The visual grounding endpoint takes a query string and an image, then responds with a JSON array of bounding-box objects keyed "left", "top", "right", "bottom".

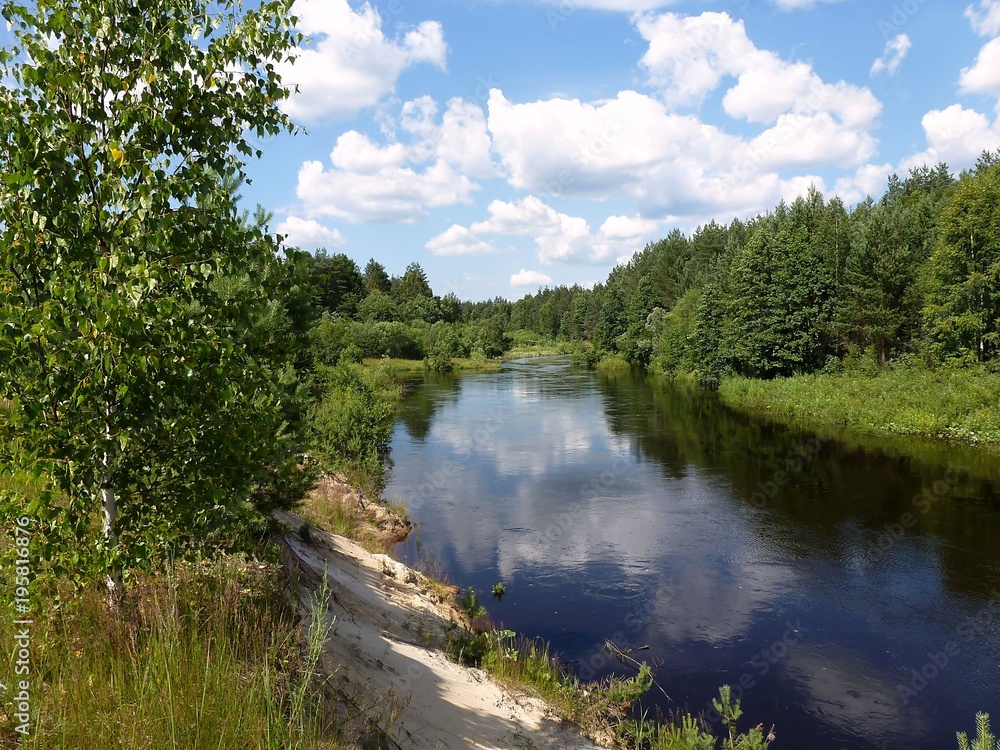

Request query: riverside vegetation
[{"left": 506, "top": 158, "right": 1000, "bottom": 446}]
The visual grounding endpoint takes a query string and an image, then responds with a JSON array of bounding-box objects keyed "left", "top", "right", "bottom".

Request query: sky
[{"left": 236, "top": 0, "right": 1000, "bottom": 301}]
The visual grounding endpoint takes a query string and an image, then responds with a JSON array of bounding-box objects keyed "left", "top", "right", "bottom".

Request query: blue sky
[{"left": 238, "top": 0, "right": 1000, "bottom": 301}]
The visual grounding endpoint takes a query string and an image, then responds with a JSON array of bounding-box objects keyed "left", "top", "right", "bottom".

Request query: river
[{"left": 382, "top": 357, "right": 1000, "bottom": 749}]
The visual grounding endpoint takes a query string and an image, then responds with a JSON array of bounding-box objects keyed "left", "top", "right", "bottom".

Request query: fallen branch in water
[{"left": 605, "top": 640, "right": 671, "bottom": 700}]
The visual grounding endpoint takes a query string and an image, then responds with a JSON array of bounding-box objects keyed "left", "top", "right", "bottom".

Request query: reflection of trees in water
[
  {"left": 593, "top": 369, "right": 1000, "bottom": 599},
  {"left": 395, "top": 373, "right": 462, "bottom": 442}
]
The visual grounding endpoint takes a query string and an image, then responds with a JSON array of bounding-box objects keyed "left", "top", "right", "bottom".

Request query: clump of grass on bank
[
  {"left": 362, "top": 356, "right": 503, "bottom": 374},
  {"left": 595, "top": 354, "right": 632, "bottom": 372},
  {"left": 447, "top": 626, "right": 652, "bottom": 737},
  {"left": 502, "top": 330, "right": 580, "bottom": 360},
  {"left": 503, "top": 345, "right": 567, "bottom": 359},
  {"left": 719, "top": 365, "right": 1000, "bottom": 446},
  {"left": 0, "top": 555, "right": 342, "bottom": 750},
  {"left": 297, "top": 474, "right": 410, "bottom": 554}
]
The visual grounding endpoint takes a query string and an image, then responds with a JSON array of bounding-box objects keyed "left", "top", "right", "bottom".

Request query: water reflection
[{"left": 384, "top": 358, "right": 1000, "bottom": 750}]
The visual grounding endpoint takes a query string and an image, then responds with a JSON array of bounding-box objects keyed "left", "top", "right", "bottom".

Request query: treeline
[
  {"left": 305, "top": 254, "right": 514, "bottom": 369},
  {"left": 510, "top": 153, "right": 1000, "bottom": 385}
]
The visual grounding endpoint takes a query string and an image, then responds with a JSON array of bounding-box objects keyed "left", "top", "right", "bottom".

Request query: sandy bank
[{"left": 275, "top": 509, "right": 602, "bottom": 750}]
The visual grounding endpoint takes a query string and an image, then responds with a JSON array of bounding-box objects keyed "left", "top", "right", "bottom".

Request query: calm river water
[{"left": 383, "top": 357, "right": 1000, "bottom": 749}]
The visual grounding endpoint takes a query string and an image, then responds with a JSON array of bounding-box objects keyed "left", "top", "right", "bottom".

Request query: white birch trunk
[
  {"left": 102, "top": 482, "right": 120, "bottom": 600},
  {"left": 102, "top": 405, "right": 122, "bottom": 603}
]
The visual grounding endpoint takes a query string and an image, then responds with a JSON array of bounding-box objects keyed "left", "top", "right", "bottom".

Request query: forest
[{"left": 506, "top": 156, "right": 1000, "bottom": 386}]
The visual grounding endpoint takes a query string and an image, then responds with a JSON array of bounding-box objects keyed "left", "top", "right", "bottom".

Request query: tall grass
[
  {"left": 0, "top": 555, "right": 341, "bottom": 750},
  {"left": 719, "top": 366, "right": 1000, "bottom": 446},
  {"left": 362, "top": 357, "right": 503, "bottom": 374},
  {"left": 595, "top": 354, "right": 632, "bottom": 372}
]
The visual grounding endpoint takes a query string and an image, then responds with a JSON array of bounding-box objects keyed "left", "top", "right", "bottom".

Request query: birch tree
[{"left": 0, "top": 0, "right": 302, "bottom": 595}]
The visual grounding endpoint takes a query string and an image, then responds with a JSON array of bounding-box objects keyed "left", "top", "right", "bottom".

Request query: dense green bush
[{"left": 306, "top": 364, "right": 400, "bottom": 491}]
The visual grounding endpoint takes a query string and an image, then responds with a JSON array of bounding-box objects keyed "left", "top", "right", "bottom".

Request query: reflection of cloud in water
[
  {"left": 493, "top": 474, "right": 799, "bottom": 646},
  {"left": 644, "top": 560, "right": 797, "bottom": 647},
  {"left": 786, "top": 646, "right": 932, "bottom": 747},
  {"left": 386, "top": 360, "right": 1000, "bottom": 750},
  {"left": 427, "top": 396, "right": 619, "bottom": 478}
]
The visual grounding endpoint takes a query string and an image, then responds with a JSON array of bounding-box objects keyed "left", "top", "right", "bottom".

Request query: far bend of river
[{"left": 382, "top": 357, "right": 1000, "bottom": 750}]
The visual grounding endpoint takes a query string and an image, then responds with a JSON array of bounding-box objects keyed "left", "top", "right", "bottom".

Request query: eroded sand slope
[{"left": 275, "top": 510, "right": 601, "bottom": 750}]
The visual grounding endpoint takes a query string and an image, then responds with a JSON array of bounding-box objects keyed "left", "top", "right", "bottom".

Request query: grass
[
  {"left": 296, "top": 474, "right": 411, "bottom": 555},
  {"left": 595, "top": 354, "right": 632, "bottom": 372},
  {"left": 445, "top": 593, "right": 773, "bottom": 749},
  {"left": 362, "top": 357, "right": 503, "bottom": 374},
  {"left": 718, "top": 365, "right": 1000, "bottom": 447},
  {"left": 503, "top": 345, "right": 566, "bottom": 359},
  {"left": 447, "top": 625, "right": 654, "bottom": 739},
  {"left": 0, "top": 554, "right": 344, "bottom": 750}
]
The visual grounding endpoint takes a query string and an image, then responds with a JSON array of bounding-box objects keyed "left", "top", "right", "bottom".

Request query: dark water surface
[{"left": 382, "top": 357, "right": 1000, "bottom": 749}]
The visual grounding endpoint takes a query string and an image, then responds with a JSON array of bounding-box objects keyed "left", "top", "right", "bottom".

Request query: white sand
[{"left": 275, "top": 510, "right": 602, "bottom": 750}]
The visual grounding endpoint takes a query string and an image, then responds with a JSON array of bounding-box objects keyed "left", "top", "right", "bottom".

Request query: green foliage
[
  {"left": 958, "top": 713, "right": 1000, "bottom": 750},
  {"left": 309, "top": 251, "right": 364, "bottom": 318},
  {"left": 923, "top": 160, "right": 1000, "bottom": 363},
  {"left": 356, "top": 289, "right": 399, "bottom": 323},
  {"left": 836, "top": 198, "right": 924, "bottom": 363},
  {"left": 650, "top": 289, "right": 701, "bottom": 376},
  {"left": 719, "top": 365, "right": 1000, "bottom": 445},
  {"left": 0, "top": 0, "right": 303, "bottom": 581},
  {"left": 622, "top": 686, "right": 772, "bottom": 750},
  {"left": 458, "top": 587, "right": 489, "bottom": 621},
  {"left": 362, "top": 258, "right": 391, "bottom": 296},
  {"left": 394, "top": 262, "right": 434, "bottom": 305},
  {"left": 596, "top": 354, "right": 631, "bottom": 372},
  {"left": 723, "top": 200, "right": 838, "bottom": 378},
  {"left": 306, "top": 364, "right": 400, "bottom": 492}
]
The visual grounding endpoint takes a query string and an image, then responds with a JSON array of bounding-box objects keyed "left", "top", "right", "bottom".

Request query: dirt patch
[
  {"left": 275, "top": 510, "right": 602, "bottom": 750},
  {"left": 298, "top": 472, "right": 412, "bottom": 553}
]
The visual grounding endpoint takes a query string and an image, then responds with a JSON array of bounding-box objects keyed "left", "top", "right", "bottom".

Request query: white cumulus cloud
[
  {"left": 967, "top": 0, "right": 1000, "bottom": 36},
  {"left": 900, "top": 104, "right": 1000, "bottom": 173},
  {"left": 296, "top": 157, "right": 476, "bottom": 223},
  {"left": 637, "top": 12, "right": 880, "bottom": 127},
  {"left": 291, "top": 96, "right": 499, "bottom": 223},
  {"left": 276, "top": 216, "right": 346, "bottom": 250},
  {"left": 279, "top": 0, "right": 447, "bottom": 123},
  {"left": 425, "top": 225, "right": 499, "bottom": 256},
  {"left": 871, "top": 34, "right": 911, "bottom": 76},
  {"left": 511, "top": 269, "right": 554, "bottom": 287},
  {"left": 960, "top": 37, "right": 1000, "bottom": 96},
  {"left": 469, "top": 197, "right": 661, "bottom": 265}
]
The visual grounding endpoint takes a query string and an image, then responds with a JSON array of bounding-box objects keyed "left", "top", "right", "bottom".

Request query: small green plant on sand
[
  {"left": 459, "top": 587, "right": 488, "bottom": 620},
  {"left": 622, "top": 685, "right": 773, "bottom": 750},
  {"left": 958, "top": 713, "right": 1000, "bottom": 750}
]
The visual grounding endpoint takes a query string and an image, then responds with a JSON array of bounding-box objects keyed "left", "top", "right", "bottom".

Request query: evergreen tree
[
  {"left": 363, "top": 258, "right": 392, "bottom": 296},
  {"left": 923, "top": 159, "right": 1000, "bottom": 362},
  {"left": 312, "top": 251, "right": 365, "bottom": 317},
  {"left": 396, "top": 261, "right": 434, "bottom": 303}
]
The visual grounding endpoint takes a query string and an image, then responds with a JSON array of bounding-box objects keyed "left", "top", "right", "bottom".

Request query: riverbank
[
  {"left": 718, "top": 367, "right": 1000, "bottom": 448},
  {"left": 363, "top": 357, "right": 503, "bottom": 374},
  {"left": 275, "top": 508, "right": 607, "bottom": 750}
]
